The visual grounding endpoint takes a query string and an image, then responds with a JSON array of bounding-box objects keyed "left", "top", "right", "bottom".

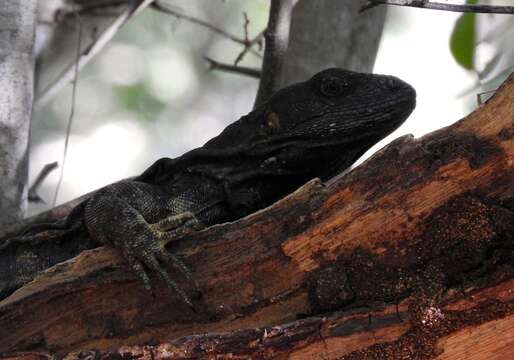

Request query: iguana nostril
[
  {"left": 388, "top": 78, "right": 399, "bottom": 88},
  {"left": 378, "top": 76, "right": 401, "bottom": 90}
]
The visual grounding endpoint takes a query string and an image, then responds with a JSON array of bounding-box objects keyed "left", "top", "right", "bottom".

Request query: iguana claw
[{"left": 84, "top": 184, "right": 205, "bottom": 307}]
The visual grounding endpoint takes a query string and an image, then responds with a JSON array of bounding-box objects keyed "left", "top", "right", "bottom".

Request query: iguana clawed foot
[
  {"left": 122, "top": 212, "right": 205, "bottom": 308},
  {"left": 84, "top": 184, "right": 206, "bottom": 308}
]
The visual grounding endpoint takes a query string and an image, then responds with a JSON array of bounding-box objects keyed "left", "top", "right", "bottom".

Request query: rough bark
[
  {"left": 0, "top": 74, "right": 512, "bottom": 359},
  {"left": 0, "top": 1, "right": 37, "bottom": 227}
]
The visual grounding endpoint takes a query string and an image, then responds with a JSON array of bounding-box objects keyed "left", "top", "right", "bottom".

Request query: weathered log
[
  {"left": 0, "top": 74, "right": 513, "bottom": 359},
  {"left": 62, "top": 279, "right": 514, "bottom": 359}
]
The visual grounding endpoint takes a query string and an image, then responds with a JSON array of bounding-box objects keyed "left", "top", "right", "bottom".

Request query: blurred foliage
[
  {"left": 29, "top": 0, "right": 269, "bottom": 210},
  {"left": 116, "top": 84, "right": 167, "bottom": 121}
]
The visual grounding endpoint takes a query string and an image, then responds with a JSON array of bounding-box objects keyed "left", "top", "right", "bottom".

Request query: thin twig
[
  {"left": 242, "top": 12, "right": 250, "bottom": 43},
  {"left": 235, "top": 29, "right": 265, "bottom": 66},
  {"left": 204, "top": 56, "right": 261, "bottom": 79},
  {"left": 253, "top": 0, "right": 294, "bottom": 108},
  {"left": 477, "top": 89, "right": 496, "bottom": 106},
  {"left": 151, "top": 2, "right": 242, "bottom": 43},
  {"left": 152, "top": 2, "right": 267, "bottom": 65},
  {"left": 52, "top": 8, "right": 82, "bottom": 207},
  {"left": 151, "top": 1, "right": 262, "bottom": 59},
  {"left": 73, "top": 0, "right": 128, "bottom": 7},
  {"left": 28, "top": 162, "right": 59, "bottom": 203},
  {"left": 77, "top": 0, "right": 129, "bottom": 12},
  {"left": 54, "top": 0, "right": 131, "bottom": 20},
  {"left": 361, "top": 0, "right": 514, "bottom": 14}
]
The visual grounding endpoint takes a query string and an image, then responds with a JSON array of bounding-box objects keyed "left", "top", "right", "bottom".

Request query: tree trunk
[
  {"left": 280, "top": 0, "right": 386, "bottom": 86},
  {"left": 255, "top": 0, "right": 386, "bottom": 106},
  {"left": 1, "top": 73, "right": 512, "bottom": 359},
  {"left": 0, "top": 1, "right": 37, "bottom": 227}
]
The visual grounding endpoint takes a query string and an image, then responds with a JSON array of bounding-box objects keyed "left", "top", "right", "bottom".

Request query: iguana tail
[{"left": 0, "top": 201, "right": 88, "bottom": 252}]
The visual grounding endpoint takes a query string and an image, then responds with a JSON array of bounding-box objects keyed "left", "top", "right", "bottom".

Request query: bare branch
[
  {"left": 361, "top": 0, "right": 514, "bottom": 14},
  {"left": 35, "top": 0, "right": 154, "bottom": 105},
  {"left": 234, "top": 29, "right": 265, "bottom": 66},
  {"left": 242, "top": 12, "right": 250, "bottom": 43},
  {"left": 151, "top": 1, "right": 264, "bottom": 61},
  {"left": 70, "top": 0, "right": 131, "bottom": 15},
  {"left": 28, "top": 162, "right": 59, "bottom": 203},
  {"left": 52, "top": 7, "right": 83, "bottom": 207},
  {"left": 151, "top": 1, "right": 263, "bottom": 61},
  {"left": 477, "top": 89, "right": 496, "bottom": 106},
  {"left": 253, "top": 0, "right": 294, "bottom": 108},
  {"left": 204, "top": 56, "right": 261, "bottom": 79},
  {"left": 151, "top": 1, "right": 243, "bottom": 44}
]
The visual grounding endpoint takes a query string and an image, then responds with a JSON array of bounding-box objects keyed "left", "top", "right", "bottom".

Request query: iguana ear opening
[{"left": 265, "top": 112, "right": 281, "bottom": 131}]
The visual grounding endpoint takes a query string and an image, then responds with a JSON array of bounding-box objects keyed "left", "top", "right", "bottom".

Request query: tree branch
[
  {"left": 361, "top": 0, "right": 514, "bottom": 14},
  {"left": 35, "top": 0, "right": 154, "bottom": 105},
  {"left": 52, "top": 281, "right": 514, "bottom": 359},
  {"left": 28, "top": 162, "right": 59, "bottom": 203},
  {"left": 253, "top": 0, "right": 294, "bottom": 107},
  {"left": 52, "top": 7, "right": 82, "bottom": 207},
  {"left": 204, "top": 56, "right": 261, "bottom": 79},
  {"left": 150, "top": 1, "right": 263, "bottom": 60},
  {"left": 234, "top": 28, "right": 265, "bottom": 65}
]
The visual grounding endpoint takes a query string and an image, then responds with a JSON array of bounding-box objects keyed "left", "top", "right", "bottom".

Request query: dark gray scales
[{"left": 0, "top": 68, "right": 416, "bottom": 306}]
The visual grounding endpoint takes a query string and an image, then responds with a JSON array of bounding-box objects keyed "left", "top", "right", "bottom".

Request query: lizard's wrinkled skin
[{"left": 0, "top": 69, "right": 416, "bottom": 306}]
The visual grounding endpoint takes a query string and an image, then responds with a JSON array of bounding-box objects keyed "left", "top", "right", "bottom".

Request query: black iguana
[{"left": 0, "top": 68, "right": 416, "bottom": 307}]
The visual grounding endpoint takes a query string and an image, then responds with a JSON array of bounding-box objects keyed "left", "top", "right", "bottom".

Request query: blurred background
[{"left": 29, "top": 0, "right": 514, "bottom": 215}]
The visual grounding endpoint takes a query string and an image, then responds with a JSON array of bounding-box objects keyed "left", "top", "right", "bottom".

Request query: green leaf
[{"left": 450, "top": 0, "right": 477, "bottom": 70}]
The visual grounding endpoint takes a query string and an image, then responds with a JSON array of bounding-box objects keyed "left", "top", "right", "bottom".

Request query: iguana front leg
[{"left": 84, "top": 183, "right": 205, "bottom": 307}]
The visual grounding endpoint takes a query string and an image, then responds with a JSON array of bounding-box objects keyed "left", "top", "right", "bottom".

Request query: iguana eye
[{"left": 319, "top": 76, "right": 347, "bottom": 97}]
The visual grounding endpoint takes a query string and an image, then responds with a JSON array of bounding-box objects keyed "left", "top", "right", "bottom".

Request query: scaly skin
[{"left": 0, "top": 69, "right": 416, "bottom": 306}]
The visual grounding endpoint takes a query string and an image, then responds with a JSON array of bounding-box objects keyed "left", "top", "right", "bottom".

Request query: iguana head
[
  {"left": 204, "top": 68, "right": 415, "bottom": 178},
  {"left": 267, "top": 68, "right": 415, "bottom": 140},
  {"left": 206, "top": 68, "right": 415, "bottom": 149},
  {"left": 142, "top": 68, "right": 416, "bottom": 184}
]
